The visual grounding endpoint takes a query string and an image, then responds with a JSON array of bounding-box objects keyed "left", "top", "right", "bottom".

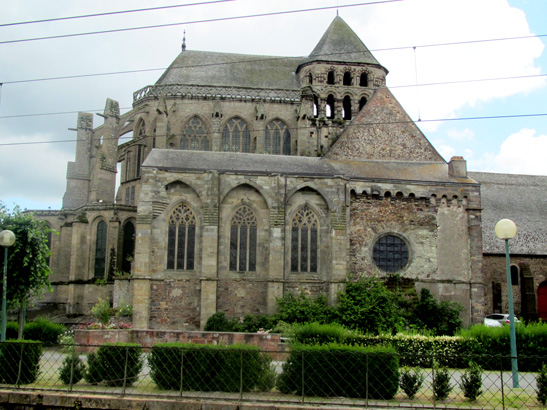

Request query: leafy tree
[
  {"left": 413, "top": 288, "right": 463, "bottom": 336},
  {"left": 0, "top": 202, "right": 53, "bottom": 335},
  {"left": 336, "top": 276, "right": 402, "bottom": 334}
]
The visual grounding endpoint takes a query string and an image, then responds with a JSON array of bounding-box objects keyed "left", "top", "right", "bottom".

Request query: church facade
[{"left": 34, "top": 16, "right": 547, "bottom": 329}]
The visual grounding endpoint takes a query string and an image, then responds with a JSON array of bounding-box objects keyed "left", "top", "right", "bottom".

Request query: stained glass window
[
  {"left": 167, "top": 204, "right": 196, "bottom": 270},
  {"left": 229, "top": 206, "right": 257, "bottom": 272},
  {"left": 94, "top": 221, "right": 107, "bottom": 278},
  {"left": 265, "top": 120, "right": 291, "bottom": 155},
  {"left": 373, "top": 235, "right": 409, "bottom": 272},
  {"left": 180, "top": 116, "right": 210, "bottom": 151},
  {"left": 222, "top": 118, "right": 250, "bottom": 153},
  {"left": 290, "top": 206, "right": 318, "bottom": 273}
]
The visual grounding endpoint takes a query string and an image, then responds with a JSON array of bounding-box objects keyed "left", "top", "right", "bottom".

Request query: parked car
[{"left": 484, "top": 313, "right": 520, "bottom": 327}]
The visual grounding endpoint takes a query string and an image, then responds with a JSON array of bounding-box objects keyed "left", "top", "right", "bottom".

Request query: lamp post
[
  {"left": 494, "top": 218, "right": 519, "bottom": 388},
  {"left": 0, "top": 230, "right": 16, "bottom": 342}
]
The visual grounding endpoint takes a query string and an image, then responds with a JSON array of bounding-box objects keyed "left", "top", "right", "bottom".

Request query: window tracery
[
  {"left": 265, "top": 119, "right": 291, "bottom": 155},
  {"left": 180, "top": 116, "right": 210, "bottom": 151},
  {"left": 290, "top": 205, "right": 318, "bottom": 273},
  {"left": 222, "top": 117, "right": 251, "bottom": 153},
  {"left": 229, "top": 205, "right": 257, "bottom": 272},
  {"left": 167, "top": 203, "right": 196, "bottom": 270}
]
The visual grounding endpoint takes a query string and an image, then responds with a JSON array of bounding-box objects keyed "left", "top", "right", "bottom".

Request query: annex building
[{"left": 35, "top": 16, "right": 547, "bottom": 329}]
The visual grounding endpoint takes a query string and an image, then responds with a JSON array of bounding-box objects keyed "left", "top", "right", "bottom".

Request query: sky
[{"left": 1, "top": 0, "right": 546, "bottom": 211}]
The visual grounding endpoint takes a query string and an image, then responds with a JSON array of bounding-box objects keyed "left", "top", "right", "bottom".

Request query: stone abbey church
[{"left": 35, "top": 16, "right": 547, "bottom": 329}]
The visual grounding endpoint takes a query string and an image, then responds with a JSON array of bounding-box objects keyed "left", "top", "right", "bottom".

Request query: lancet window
[
  {"left": 290, "top": 206, "right": 318, "bottom": 273},
  {"left": 94, "top": 221, "right": 107, "bottom": 278},
  {"left": 229, "top": 206, "right": 257, "bottom": 272},
  {"left": 222, "top": 117, "right": 251, "bottom": 153},
  {"left": 180, "top": 116, "right": 210, "bottom": 151},
  {"left": 167, "top": 203, "right": 196, "bottom": 270},
  {"left": 265, "top": 119, "right": 291, "bottom": 155}
]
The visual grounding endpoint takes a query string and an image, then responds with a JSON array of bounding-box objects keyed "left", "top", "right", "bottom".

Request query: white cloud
[
  {"left": 469, "top": 129, "right": 547, "bottom": 175},
  {"left": 436, "top": 144, "right": 456, "bottom": 162},
  {"left": 447, "top": 128, "right": 476, "bottom": 142}
]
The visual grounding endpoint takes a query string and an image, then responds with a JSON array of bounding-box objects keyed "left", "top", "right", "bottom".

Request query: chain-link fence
[{"left": 0, "top": 341, "right": 545, "bottom": 409}]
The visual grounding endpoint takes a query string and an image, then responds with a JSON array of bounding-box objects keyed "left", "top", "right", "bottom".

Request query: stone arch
[
  {"left": 180, "top": 115, "right": 211, "bottom": 151},
  {"left": 327, "top": 69, "right": 336, "bottom": 85},
  {"left": 164, "top": 178, "right": 204, "bottom": 205},
  {"left": 221, "top": 180, "right": 274, "bottom": 210},
  {"left": 90, "top": 217, "right": 108, "bottom": 279},
  {"left": 343, "top": 71, "right": 353, "bottom": 86},
  {"left": 286, "top": 183, "right": 334, "bottom": 211},
  {"left": 221, "top": 116, "right": 251, "bottom": 153},
  {"left": 120, "top": 218, "right": 136, "bottom": 274}
]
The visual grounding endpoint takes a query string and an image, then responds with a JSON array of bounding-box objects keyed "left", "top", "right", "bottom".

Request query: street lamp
[
  {"left": 0, "top": 229, "right": 16, "bottom": 342},
  {"left": 494, "top": 218, "right": 519, "bottom": 388}
]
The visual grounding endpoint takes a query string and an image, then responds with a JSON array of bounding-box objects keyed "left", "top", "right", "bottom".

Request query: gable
[{"left": 325, "top": 87, "right": 445, "bottom": 163}]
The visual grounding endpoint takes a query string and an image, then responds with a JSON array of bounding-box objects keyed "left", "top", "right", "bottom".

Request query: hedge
[
  {"left": 0, "top": 340, "right": 42, "bottom": 384},
  {"left": 148, "top": 343, "right": 269, "bottom": 392},
  {"left": 277, "top": 344, "right": 399, "bottom": 399},
  {"left": 96, "top": 343, "right": 143, "bottom": 387}
]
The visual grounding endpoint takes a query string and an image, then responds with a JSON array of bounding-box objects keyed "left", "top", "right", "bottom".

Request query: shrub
[
  {"left": 91, "top": 298, "right": 112, "bottom": 325},
  {"left": 24, "top": 317, "right": 66, "bottom": 345},
  {"left": 277, "top": 344, "right": 399, "bottom": 400},
  {"left": 274, "top": 293, "right": 336, "bottom": 325},
  {"left": 59, "top": 353, "right": 85, "bottom": 385},
  {"left": 204, "top": 312, "right": 237, "bottom": 332},
  {"left": 83, "top": 352, "right": 103, "bottom": 384},
  {"left": 148, "top": 343, "right": 268, "bottom": 392},
  {"left": 235, "top": 314, "right": 273, "bottom": 333},
  {"left": 6, "top": 321, "right": 18, "bottom": 340},
  {"left": 537, "top": 364, "right": 547, "bottom": 406},
  {"left": 291, "top": 322, "right": 352, "bottom": 345},
  {"left": 115, "top": 303, "right": 133, "bottom": 318},
  {"left": 96, "top": 343, "right": 143, "bottom": 387},
  {"left": 0, "top": 340, "right": 42, "bottom": 384},
  {"left": 413, "top": 288, "right": 463, "bottom": 336},
  {"left": 432, "top": 362, "right": 452, "bottom": 401},
  {"left": 399, "top": 366, "right": 424, "bottom": 399},
  {"left": 460, "top": 361, "right": 482, "bottom": 401}
]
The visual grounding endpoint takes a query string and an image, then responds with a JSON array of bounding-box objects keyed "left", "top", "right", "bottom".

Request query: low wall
[{"left": 74, "top": 329, "right": 288, "bottom": 352}]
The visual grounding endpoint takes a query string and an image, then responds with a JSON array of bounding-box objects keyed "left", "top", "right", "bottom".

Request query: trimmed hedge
[
  {"left": 23, "top": 317, "right": 66, "bottom": 345},
  {"left": 96, "top": 343, "right": 143, "bottom": 387},
  {"left": 277, "top": 344, "right": 399, "bottom": 399},
  {"left": 148, "top": 343, "right": 269, "bottom": 392},
  {"left": 0, "top": 340, "right": 42, "bottom": 384}
]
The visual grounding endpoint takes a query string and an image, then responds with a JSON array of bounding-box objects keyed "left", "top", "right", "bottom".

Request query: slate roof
[
  {"left": 305, "top": 16, "right": 383, "bottom": 67},
  {"left": 470, "top": 172, "right": 547, "bottom": 255},
  {"left": 143, "top": 149, "right": 467, "bottom": 184}
]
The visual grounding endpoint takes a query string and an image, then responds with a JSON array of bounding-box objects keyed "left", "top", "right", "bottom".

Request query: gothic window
[
  {"left": 121, "top": 221, "right": 135, "bottom": 274},
  {"left": 136, "top": 145, "right": 143, "bottom": 178},
  {"left": 167, "top": 204, "right": 196, "bottom": 270},
  {"left": 326, "top": 95, "right": 335, "bottom": 119},
  {"left": 180, "top": 116, "right": 210, "bottom": 151},
  {"left": 510, "top": 265, "right": 519, "bottom": 286},
  {"left": 359, "top": 97, "right": 367, "bottom": 111},
  {"left": 136, "top": 120, "right": 145, "bottom": 138},
  {"left": 290, "top": 206, "right": 318, "bottom": 273},
  {"left": 343, "top": 71, "right": 352, "bottom": 86},
  {"left": 94, "top": 221, "right": 107, "bottom": 278},
  {"left": 308, "top": 72, "right": 313, "bottom": 85},
  {"left": 222, "top": 117, "right": 251, "bottom": 153},
  {"left": 327, "top": 70, "right": 335, "bottom": 85},
  {"left": 343, "top": 96, "right": 352, "bottom": 120},
  {"left": 373, "top": 234, "right": 409, "bottom": 273},
  {"left": 125, "top": 187, "right": 130, "bottom": 205},
  {"left": 229, "top": 206, "right": 257, "bottom": 272},
  {"left": 313, "top": 96, "right": 319, "bottom": 118},
  {"left": 265, "top": 119, "right": 291, "bottom": 155},
  {"left": 360, "top": 72, "right": 369, "bottom": 87}
]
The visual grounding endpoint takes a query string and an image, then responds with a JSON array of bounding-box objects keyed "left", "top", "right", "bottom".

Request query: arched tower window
[
  {"left": 121, "top": 221, "right": 135, "bottom": 274},
  {"left": 343, "top": 72, "right": 352, "bottom": 86},
  {"left": 327, "top": 70, "right": 336, "bottom": 85},
  {"left": 308, "top": 72, "right": 313, "bottom": 85},
  {"left": 343, "top": 96, "right": 352, "bottom": 120},
  {"left": 326, "top": 95, "right": 335, "bottom": 119},
  {"left": 167, "top": 203, "right": 196, "bottom": 270},
  {"left": 222, "top": 117, "right": 251, "bottom": 153},
  {"left": 180, "top": 116, "right": 210, "bottom": 151},
  {"left": 290, "top": 205, "right": 318, "bottom": 273},
  {"left": 94, "top": 221, "right": 107, "bottom": 278},
  {"left": 229, "top": 206, "right": 257, "bottom": 272},
  {"left": 313, "top": 95, "right": 319, "bottom": 118},
  {"left": 360, "top": 72, "right": 369, "bottom": 87},
  {"left": 265, "top": 119, "right": 291, "bottom": 155},
  {"left": 359, "top": 97, "right": 368, "bottom": 111}
]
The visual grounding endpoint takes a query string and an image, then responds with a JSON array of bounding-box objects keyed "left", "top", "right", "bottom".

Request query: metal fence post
[
  {"left": 239, "top": 350, "right": 243, "bottom": 401},
  {"left": 500, "top": 356, "right": 505, "bottom": 410},
  {"left": 68, "top": 350, "right": 75, "bottom": 392},
  {"left": 179, "top": 347, "right": 184, "bottom": 398},
  {"left": 122, "top": 346, "right": 129, "bottom": 395},
  {"left": 16, "top": 342, "right": 23, "bottom": 387},
  {"left": 301, "top": 351, "right": 305, "bottom": 404},
  {"left": 365, "top": 353, "right": 369, "bottom": 408}
]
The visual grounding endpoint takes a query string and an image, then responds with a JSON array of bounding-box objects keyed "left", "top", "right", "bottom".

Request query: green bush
[
  {"left": 291, "top": 322, "right": 353, "bottom": 345},
  {"left": 537, "top": 363, "right": 547, "bottom": 406},
  {"left": 413, "top": 288, "right": 463, "bottom": 336},
  {"left": 432, "top": 362, "right": 452, "bottom": 401},
  {"left": 23, "top": 317, "right": 66, "bottom": 345},
  {"left": 83, "top": 352, "right": 103, "bottom": 384},
  {"left": 96, "top": 343, "right": 143, "bottom": 387},
  {"left": 91, "top": 298, "right": 112, "bottom": 325},
  {"left": 274, "top": 293, "right": 336, "bottom": 325},
  {"left": 148, "top": 343, "right": 268, "bottom": 392},
  {"left": 59, "top": 353, "right": 85, "bottom": 385},
  {"left": 277, "top": 344, "right": 399, "bottom": 399},
  {"left": 6, "top": 321, "right": 18, "bottom": 340},
  {"left": 234, "top": 314, "right": 273, "bottom": 333},
  {"left": 0, "top": 340, "right": 42, "bottom": 384},
  {"left": 459, "top": 361, "right": 482, "bottom": 401},
  {"left": 399, "top": 366, "right": 424, "bottom": 399},
  {"left": 204, "top": 312, "right": 237, "bottom": 332}
]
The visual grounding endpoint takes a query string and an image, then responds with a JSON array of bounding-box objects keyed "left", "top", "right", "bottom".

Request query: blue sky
[{"left": 0, "top": 0, "right": 546, "bottom": 211}]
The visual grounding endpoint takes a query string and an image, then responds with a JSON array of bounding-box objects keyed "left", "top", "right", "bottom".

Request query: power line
[
  {"left": 0, "top": 1, "right": 403, "bottom": 45},
  {"left": 1, "top": 112, "right": 546, "bottom": 147},
  {"left": 0, "top": 0, "right": 237, "bottom": 27}
]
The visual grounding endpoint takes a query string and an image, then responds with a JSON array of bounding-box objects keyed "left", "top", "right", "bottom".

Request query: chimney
[{"left": 448, "top": 156, "right": 467, "bottom": 178}]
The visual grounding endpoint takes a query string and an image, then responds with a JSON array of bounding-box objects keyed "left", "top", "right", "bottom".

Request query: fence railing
[{"left": 0, "top": 341, "right": 545, "bottom": 409}]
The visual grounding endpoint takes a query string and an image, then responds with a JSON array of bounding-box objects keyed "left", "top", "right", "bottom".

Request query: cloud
[
  {"left": 447, "top": 128, "right": 476, "bottom": 142},
  {"left": 469, "top": 129, "right": 547, "bottom": 175}
]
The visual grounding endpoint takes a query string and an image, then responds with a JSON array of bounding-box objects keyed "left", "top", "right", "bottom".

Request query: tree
[
  {"left": 413, "top": 288, "right": 463, "bottom": 336},
  {"left": 337, "top": 276, "right": 402, "bottom": 334},
  {"left": 0, "top": 202, "right": 53, "bottom": 336}
]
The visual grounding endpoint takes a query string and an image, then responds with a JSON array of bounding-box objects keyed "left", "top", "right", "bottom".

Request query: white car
[{"left": 484, "top": 314, "right": 520, "bottom": 327}]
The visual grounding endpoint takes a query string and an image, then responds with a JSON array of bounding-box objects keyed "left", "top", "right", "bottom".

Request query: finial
[{"left": 182, "top": 30, "right": 186, "bottom": 51}]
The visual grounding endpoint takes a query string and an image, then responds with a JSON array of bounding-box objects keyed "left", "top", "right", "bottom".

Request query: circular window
[{"left": 373, "top": 235, "right": 409, "bottom": 272}]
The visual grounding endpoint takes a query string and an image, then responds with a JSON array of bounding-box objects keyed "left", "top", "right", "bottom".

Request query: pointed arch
[
  {"left": 222, "top": 117, "right": 251, "bottom": 153},
  {"left": 290, "top": 205, "right": 319, "bottom": 273},
  {"left": 121, "top": 219, "right": 135, "bottom": 274},
  {"left": 94, "top": 220, "right": 108, "bottom": 278},
  {"left": 229, "top": 205, "right": 257, "bottom": 272},
  {"left": 181, "top": 116, "right": 210, "bottom": 151},
  {"left": 265, "top": 119, "right": 291, "bottom": 155},
  {"left": 136, "top": 119, "right": 146, "bottom": 138},
  {"left": 167, "top": 203, "right": 197, "bottom": 270}
]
